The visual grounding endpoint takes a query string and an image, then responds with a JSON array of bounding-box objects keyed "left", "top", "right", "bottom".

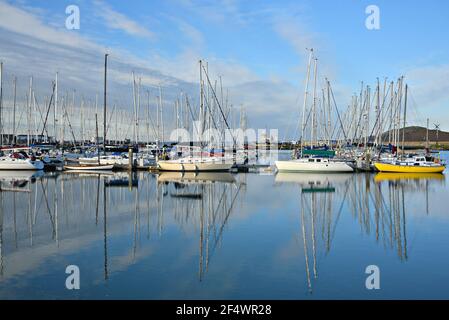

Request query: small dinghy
[{"left": 64, "top": 164, "right": 114, "bottom": 171}]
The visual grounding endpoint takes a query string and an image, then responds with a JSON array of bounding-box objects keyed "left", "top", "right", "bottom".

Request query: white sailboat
[
  {"left": 64, "top": 55, "right": 114, "bottom": 172},
  {"left": 275, "top": 157, "right": 353, "bottom": 173},
  {"left": 158, "top": 156, "right": 233, "bottom": 172},
  {"left": 157, "top": 60, "right": 234, "bottom": 172},
  {"left": 0, "top": 149, "right": 44, "bottom": 170},
  {"left": 275, "top": 49, "right": 353, "bottom": 173},
  {"left": 79, "top": 154, "right": 129, "bottom": 166},
  {"left": 0, "top": 156, "right": 44, "bottom": 170},
  {"left": 64, "top": 163, "right": 114, "bottom": 171}
]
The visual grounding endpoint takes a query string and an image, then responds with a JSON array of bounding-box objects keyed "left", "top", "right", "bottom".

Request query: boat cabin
[{"left": 307, "top": 157, "right": 329, "bottom": 163}]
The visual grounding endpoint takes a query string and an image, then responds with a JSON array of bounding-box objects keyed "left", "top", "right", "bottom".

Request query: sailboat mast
[
  {"left": 132, "top": 72, "right": 136, "bottom": 144},
  {"left": 12, "top": 76, "right": 17, "bottom": 145},
  {"left": 300, "top": 49, "right": 313, "bottom": 157},
  {"left": 103, "top": 53, "right": 108, "bottom": 155},
  {"left": 401, "top": 84, "right": 408, "bottom": 159},
  {"left": 137, "top": 77, "right": 141, "bottom": 144},
  {"left": 327, "top": 79, "right": 331, "bottom": 147},
  {"left": 159, "top": 86, "right": 164, "bottom": 147},
  {"left": 54, "top": 72, "right": 58, "bottom": 144},
  {"left": 28, "top": 77, "right": 33, "bottom": 146},
  {"left": 199, "top": 60, "right": 204, "bottom": 140},
  {"left": 0, "top": 62, "right": 3, "bottom": 146},
  {"left": 311, "top": 57, "right": 317, "bottom": 149},
  {"left": 376, "top": 78, "right": 380, "bottom": 147},
  {"left": 95, "top": 113, "right": 100, "bottom": 164}
]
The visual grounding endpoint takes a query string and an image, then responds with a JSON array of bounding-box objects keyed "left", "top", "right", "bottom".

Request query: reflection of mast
[
  {"left": 147, "top": 174, "right": 151, "bottom": 239},
  {"left": 298, "top": 177, "right": 351, "bottom": 293},
  {"left": 0, "top": 191, "right": 3, "bottom": 277},
  {"left": 103, "top": 180, "right": 108, "bottom": 280},
  {"left": 401, "top": 188, "right": 408, "bottom": 260},
  {"left": 300, "top": 193, "right": 312, "bottom": 293},
  {"left": 133, "top": 186, "right": 140, "bottom": 259},
  {"left": 13, "top": 193, "right": 17, "bottom": 248},
  {"left": 29, "top": 184, "right": 33, "bottom": 246},
  {"left": 199, "top": 181, "right": 242, "bottom": 280},
  {"left": 311, "top": 192, "right": 317, "bottom": 279},
  {"left": 325, "top": 190, "right": 333, "bottom": 253},
  {"left": 41, "top": 180, "right": 56, "bottom": 240},
  {"left": 55, "top": 176, "right": 59, "bottom": 246},
  {"left": 357, "top": 175, "right": 410, "bottom": 261},
  {"left": 199, "top": 184, "right": 204, "bottom": 281},
  {"left": 95, "top": 174, "right": 100, "bottom": 225},
  {"left": 157, "top": 181, "right": 165, "bottom": 236}
]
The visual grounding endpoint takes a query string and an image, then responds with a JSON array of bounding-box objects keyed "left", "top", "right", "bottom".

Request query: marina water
[{"left": 0, "top": 151, "right": 448, "bottom": 299}]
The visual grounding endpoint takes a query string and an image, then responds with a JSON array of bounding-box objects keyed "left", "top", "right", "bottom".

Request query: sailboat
[
  {"left": 158, "top": 156, "right": 233, "bottom": 172},
  {"left": 275, "top": 49, "right": 354, "bottom": 173},
  {"left": 157, "top": 60, "right": 234, "bottom": 172},
  {"left": 0, "top": 148, "right": 44, "bottom": 170},
  {"left": 374, "top": 155, "right": 445, "bottom": 173},
  {"left": 373, "top": 84, "right": 445, "bottom": 173},
  {"left": 64, "top": 54, "right": 113, "bottom": 172}
]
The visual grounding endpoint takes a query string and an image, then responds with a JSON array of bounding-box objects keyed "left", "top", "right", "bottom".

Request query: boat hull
[
  {"left": 158, "top": 160, "right": 233, "bottom": 172},
  {"left": 0, "top": 159, "right": 44, "bottom": 170},
  {"left": 374, "top": 162, "right": 445, "bottom": 173},
  {"left": 275, "top": 160, "right": 353, "bottom": 173},
  {"left": 64, "top": 164, "right": 114, "bottom": 171}
]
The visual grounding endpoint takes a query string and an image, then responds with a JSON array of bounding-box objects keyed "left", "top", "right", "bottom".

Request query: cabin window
[
  {"left": 316, "top": 159, "right": 321, "bottom": 163},
  {"left": 308, "top": 159, "right": 314, "bottom": 162}
]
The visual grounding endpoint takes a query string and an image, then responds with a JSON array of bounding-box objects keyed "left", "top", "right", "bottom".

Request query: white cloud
[
  {"left": 94, "top": 0, "right": 155, "bottom": 40},
  {"left": 2, "top": 0, "right": 405, "bottom": 139},
  {"left": 0, "top": 0, "right": 100, "bottom": 50},
  {"left": 403, "top": 64, "right": 449, "bottom": 128}
]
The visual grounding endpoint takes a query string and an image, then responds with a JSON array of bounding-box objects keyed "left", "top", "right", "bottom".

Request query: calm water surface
[{"left": 0, "top": 151, "right": 448, "bottom": 299}]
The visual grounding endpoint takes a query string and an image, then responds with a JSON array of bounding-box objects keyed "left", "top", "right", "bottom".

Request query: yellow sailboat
[{"left": 374, "top": 156, "right": 445, "bottom": 173}]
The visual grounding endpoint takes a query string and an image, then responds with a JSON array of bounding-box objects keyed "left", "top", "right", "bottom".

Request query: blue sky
[{"left": 1, "top": 0, "right": 449, "bottom": 137}]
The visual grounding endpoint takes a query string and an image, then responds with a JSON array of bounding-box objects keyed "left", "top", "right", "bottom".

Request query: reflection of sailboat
[
  {"left": 157, "top": 172, "right": 236, "bottom": 184},
  {"left": 171, "top": 193, "right": 202, "bottom": 199},
  {"left": 157, "top": 172, "right": 242, "bottom": 281},
  {"left": 63, "top": 169, "right": 115, "bottom": 176},
  {"left": 275, "top": 172, "right": 352, "bottom": 188},
  {"left": 103, "top": 179, "right": 108, "bottom": 280},
  {"left": 298, "top": 175, "right": 350, "bottom": 293},
  {"left": 0, "top": 192, "right": 3, "bottom": 276},
  {"left": 349, "top": 174, "right": 408, "bottom": 260},
  {"left": 0, "top": 171, "right": 43, "bottom": 192},
  {"left": 0, "top": 170, "right": 43, "bottom": 181},
  {"left": 104, "top": 172, "right": 138, "bottom": 188},
  {"left": 374, "top": 172, "right": 445, "bottom": 183}
]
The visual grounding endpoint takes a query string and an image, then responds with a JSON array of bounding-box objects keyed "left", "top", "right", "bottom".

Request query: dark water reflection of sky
[{"left": 0, "top": 151, "right": 448, "bottom": 299}]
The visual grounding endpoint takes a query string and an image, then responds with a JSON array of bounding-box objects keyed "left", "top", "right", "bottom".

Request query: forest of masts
[
  {"left": 0, "top": 60, "right": 247, "bottom": 148},
  {"left": 298, "top": 58, "right": 410, "bottom": 154}
]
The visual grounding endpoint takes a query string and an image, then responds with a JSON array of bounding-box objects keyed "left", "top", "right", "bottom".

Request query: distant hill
[{"left": 381, "top": 126, "right": 449, "bottom": 142}]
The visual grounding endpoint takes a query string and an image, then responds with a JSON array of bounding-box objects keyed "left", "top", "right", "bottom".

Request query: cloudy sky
[{"left": 0, "top": 0, "right": 448, "bottom": 141}]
